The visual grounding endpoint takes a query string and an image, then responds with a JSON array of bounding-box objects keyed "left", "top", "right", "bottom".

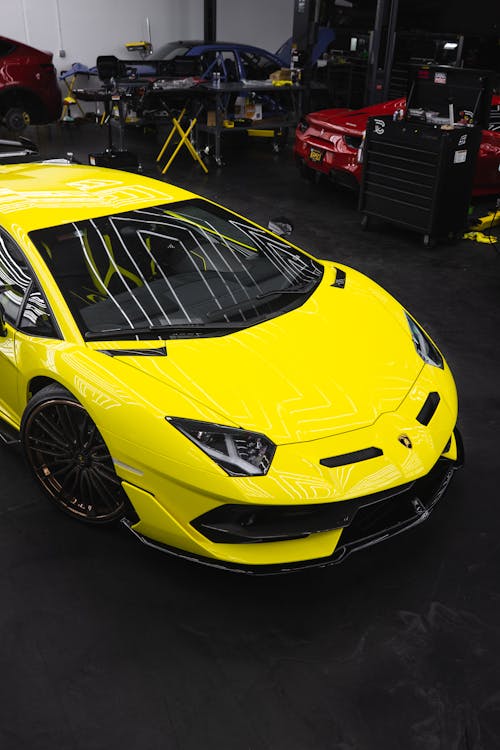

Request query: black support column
[
  {"left": 365, "top": 0, "right": 399, "bottom": 104},
  {"left": 204, "top": 0, "right": 217, "bottom": 42},
  {"left": 292, "top": 0, "right": 320, "bottom": 113}
]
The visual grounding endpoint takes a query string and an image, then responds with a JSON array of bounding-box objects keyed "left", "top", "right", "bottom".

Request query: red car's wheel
[{"left": 3, "top": 106, "right": 30, "bottom": 132}]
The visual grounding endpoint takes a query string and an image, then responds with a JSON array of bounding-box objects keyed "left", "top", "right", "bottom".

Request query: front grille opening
[
  {"left": 416, "top": 391, "right": 440, "bottom": 425},
  {"left": 191, "top": 502, "right": 353, "bottom": 544},
  {"left": 191, "top": 456, "right": 456, "bottom": 548},
  {"left": 338, "top": 458, "right": 454, "bottom": 550},
  {"left": 339, "top": 494, "right": 413, "bottom": 545},
  {"left": 192, "top": 482, "right": 414, "bottom": 544}
]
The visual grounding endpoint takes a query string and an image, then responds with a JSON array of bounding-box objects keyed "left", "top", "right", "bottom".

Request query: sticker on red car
[{"left": 309, "top": 147, "right": 324, "bottom": 163}]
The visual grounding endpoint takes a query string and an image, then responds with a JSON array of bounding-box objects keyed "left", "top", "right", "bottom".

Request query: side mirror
[
  {"left": 268, "top": 217, "right": 294, "bottom": 237},
  {"left": 0, "top": 303, "right": 7, "bottom": 337}
]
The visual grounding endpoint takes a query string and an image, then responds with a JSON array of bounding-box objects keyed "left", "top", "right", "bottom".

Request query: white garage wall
[
  {"left": 0, "top": 0, "right": 293, "bottom": 76},
  {"left": 217, "top": 0, "right": 292, "bottom": 54},
  {"left": 0, "top": 0, "right": 204, "bottom": 74}
]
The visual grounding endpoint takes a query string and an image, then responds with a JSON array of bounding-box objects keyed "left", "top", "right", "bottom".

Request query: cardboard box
[
  {"left": 234, "top": 97, "right": 262, "bottom": 121},
  {"left": 234, "top": 96, "right": 246, "bottom": 118},
  {"left": 206, "top": 110, "right": 216, "bottom": 127},
  {"left": 245, "top": 102, "right": 262, "bottom": 121},
  {"left": 270, "top": 68, "right": 292, "bottom": 82}
]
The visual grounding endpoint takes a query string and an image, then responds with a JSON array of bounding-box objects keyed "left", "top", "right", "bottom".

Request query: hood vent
[
  {"left": 320, "top": 446, "right": 383, "bottom": 468},
  {"left": 331, "top": 268, "right": 346, "bottom": 288},
  {"left": 99, "top": 346, "right": 168, "bottom": 357}
]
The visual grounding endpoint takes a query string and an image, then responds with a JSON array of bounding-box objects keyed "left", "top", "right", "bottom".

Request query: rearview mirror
[{"left": 268, "top": 217, "right": 294, "bottom": 237}]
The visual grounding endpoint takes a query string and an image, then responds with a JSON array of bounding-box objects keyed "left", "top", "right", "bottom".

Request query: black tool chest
[
  {"left": 358, "top": 117, "right": 481, "bottom": 244},
  {"left": 358, "top": 65, "right": 491, "bottom": 245}
]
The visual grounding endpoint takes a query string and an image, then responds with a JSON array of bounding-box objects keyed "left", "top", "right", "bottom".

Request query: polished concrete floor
[{"left": 0, "top": 121, "right": 499, "bottom": 749}]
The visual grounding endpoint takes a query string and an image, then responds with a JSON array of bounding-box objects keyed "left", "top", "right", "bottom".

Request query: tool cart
[{"left": 358, "top": 65, "right": 492, "bottom": 245}]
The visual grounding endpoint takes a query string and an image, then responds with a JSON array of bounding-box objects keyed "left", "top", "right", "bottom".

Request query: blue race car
[{"left": 132, "top": 40, "right": 287, "bottom": 82}]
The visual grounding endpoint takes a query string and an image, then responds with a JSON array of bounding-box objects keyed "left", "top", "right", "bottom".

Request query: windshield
[
  {"left": 29, "top": 200, "right": 323, "bottom": 340},
  {"left": 153, "top": 43, "right": 191, "bottom": 60}
]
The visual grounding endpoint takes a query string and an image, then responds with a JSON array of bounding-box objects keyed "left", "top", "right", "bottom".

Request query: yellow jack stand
[
  {"left": 62, "top": 96, "right": 77, "bottom": 122},
  {"left": 60, "top": 76, "right": 85, "bottom": 121},
  {"left": 156, "top": 108, "right": 208, "bottom": 175}
]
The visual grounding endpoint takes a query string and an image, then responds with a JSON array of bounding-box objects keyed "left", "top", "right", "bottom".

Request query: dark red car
[
  {"left": 0, "top": 35, "right": 62, "bottom": 131},
  {"left": 294, "top": 95, "right": 500, "bottom": 197}
]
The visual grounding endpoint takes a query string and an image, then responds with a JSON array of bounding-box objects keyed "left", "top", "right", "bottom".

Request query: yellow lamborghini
[{"left": 0, "top": 157, "right": 463, "bottom": 573}]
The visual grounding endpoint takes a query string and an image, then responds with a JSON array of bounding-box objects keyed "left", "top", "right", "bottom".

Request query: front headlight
[
  {"left": 405, "top": 313, "right": 443, "bottom": 369},
  {"left": 167, "top": 417, "right": 276, "bottom": 476}
]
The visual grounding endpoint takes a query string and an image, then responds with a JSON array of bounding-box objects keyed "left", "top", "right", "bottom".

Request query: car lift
[{"left": 291, "top": 0, "right": 401, "bottom": 108}]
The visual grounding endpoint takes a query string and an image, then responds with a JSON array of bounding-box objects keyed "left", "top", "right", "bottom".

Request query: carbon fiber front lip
[
  {"left": 120, "top": 486, "right": 446, "bottom": 576},
  {"left": 121, "top": 431, "right": 463, "bottom": 575}
]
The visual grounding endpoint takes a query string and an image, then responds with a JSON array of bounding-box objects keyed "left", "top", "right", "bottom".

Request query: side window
[
  {"left": 199, "top": 51, "right": 217, "bottom": 78},
  {"left": 204, "top": 50, "right": 238, "bottom": 82},
  {"left": 0, "top": 231, "right": 32, "bottom": 325},
  {"left": 218, "top": 51, "right": 238, "bottom": 82},
  {"left": 19, "top": 285, "right": 58, "bottom": 338},
  {"left": 0, "top": 40, "right": 15, "bottom": 56},
  {"left": 239, "top": 52, "right": 280, "bottom": 81},
  {"left": 0, "top": 231, "right": 58, "bottom": 338}
]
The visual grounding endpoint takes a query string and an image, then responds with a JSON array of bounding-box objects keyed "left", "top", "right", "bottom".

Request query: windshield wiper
[
  {"left": 84, "top": 322, "right": 244, "bottom": 341},
  {"left": 206, "top": 281, "right": 318, "bottom": 322},
  {"left": 256, "top": 280, "right": 318, "bottom": 300}
]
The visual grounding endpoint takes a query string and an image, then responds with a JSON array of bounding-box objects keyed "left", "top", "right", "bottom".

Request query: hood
[{"left": 99, "top": 267, "right": 422, "bottom": 445}]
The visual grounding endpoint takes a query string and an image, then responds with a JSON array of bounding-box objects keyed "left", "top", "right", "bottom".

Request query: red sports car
[
  {"left": 0, "top": 35, "right": 62, "bottom": 131},
  {"left": 294, "top": 95, "right": 500, "bottom": 197}
]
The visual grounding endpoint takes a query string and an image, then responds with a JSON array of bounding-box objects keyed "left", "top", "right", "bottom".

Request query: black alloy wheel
[{"left": 21, "top": 384, "right": 127, "bottom": 523}]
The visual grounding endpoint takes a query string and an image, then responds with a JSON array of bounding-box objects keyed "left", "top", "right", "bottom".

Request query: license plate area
[{"left": 309, "top": 147, "right": 324, "bottom": 163}]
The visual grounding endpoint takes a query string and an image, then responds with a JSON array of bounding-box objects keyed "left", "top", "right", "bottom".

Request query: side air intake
[{"left": 416, "top": 392, "right": 440, "bottom": 425}]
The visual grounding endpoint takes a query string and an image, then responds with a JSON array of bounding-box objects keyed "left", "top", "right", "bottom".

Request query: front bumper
[{"left": 122, "top": 430, "right": 463, "bottom": 575}]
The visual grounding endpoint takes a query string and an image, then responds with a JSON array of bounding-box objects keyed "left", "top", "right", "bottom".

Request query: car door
[
  {"left": 0, "top": 229, "right": 58, "bottom": 425},
  {"left": 0, "top": 230, "right": 32, "bottom": 423}
]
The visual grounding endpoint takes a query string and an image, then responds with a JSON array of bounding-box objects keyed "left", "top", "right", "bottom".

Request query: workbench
[
  {"left": 75, "top": 78, "right": 304, "bottom": 171},
  {"left": 141, "top": 79, "right": 304, "bottom": 166}
]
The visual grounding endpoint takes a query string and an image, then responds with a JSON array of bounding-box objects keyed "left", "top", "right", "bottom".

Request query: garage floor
[{"left": 1, "top": 121, "right": 499, "bottom": 750}]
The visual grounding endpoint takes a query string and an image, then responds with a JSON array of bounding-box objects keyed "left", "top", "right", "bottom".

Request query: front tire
[{"left": 21, "top": 385, "right": 127, "bottom": 523}]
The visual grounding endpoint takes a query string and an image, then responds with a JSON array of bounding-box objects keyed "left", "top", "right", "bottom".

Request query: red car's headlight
[
  {"left": 297, "top": 117, "right": 309, "bottom": 133},
  {"left": 344, "top": 134, "right": 363, "bottom": 150}
]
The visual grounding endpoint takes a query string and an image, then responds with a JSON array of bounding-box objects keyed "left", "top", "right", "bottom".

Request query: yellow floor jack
[{"left": 463, "top": 205, "right": 500, "bottom": 245}]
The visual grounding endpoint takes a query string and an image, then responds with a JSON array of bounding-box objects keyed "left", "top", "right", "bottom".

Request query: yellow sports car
[{"left": 0, "top": 158, "right": 463, "bottom": 573}]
